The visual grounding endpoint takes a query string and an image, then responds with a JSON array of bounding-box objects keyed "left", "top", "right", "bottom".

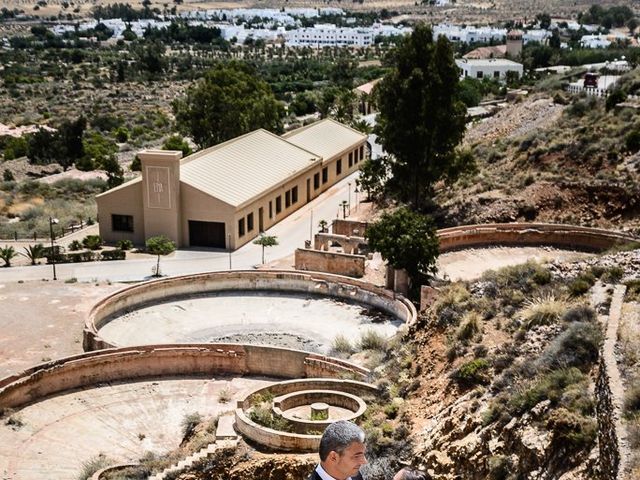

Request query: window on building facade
[
  {"left": 112, "top": 214, "right": 134, "bottom": 232},
  {"left": 276, "top": 196, "right": 282, "bottom": 214},
  {"left": 359, "top": 145, "right": 364, "bottom": 161},
  {"left": 477, "top": 71, "right": 483, "bottom": 79},
  {"left": 292, "top": 186, "right": 298, "bottom": 203},
  {"left": 238, "top": 218, "right": 245, "bottom": 237},
  {"left": 314, "top": 172, "right": 320, "bottom": 190},
  {"left": 285, "top": 190, "right": 291, "bottom": 208},
  {"left": 336, "top": 159, "right": 342, "bottom": 176},
  {"left": 269, "top": 201, "right": 273, "bottom": 219},
  {"left": 494, "top": 71, "right": 500, "bottom": 78},
  {"left": 247, "top": 212, "right": 254, "bottom": 232},
  {"left": 322, "top": 167, "right": 328, "bottom": 184},
  {"left": 349, "top": 152, "right": 353, "bottom": 167}
]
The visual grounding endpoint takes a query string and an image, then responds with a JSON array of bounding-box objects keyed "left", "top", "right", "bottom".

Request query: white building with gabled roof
[{"left": 96, "top": 119, "right": 368, "bottom": 249}]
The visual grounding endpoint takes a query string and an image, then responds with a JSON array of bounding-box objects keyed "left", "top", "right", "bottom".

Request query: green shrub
[
  {"left": 625, "top": 279, "right": 640, "bottom": 301},
  {"left": 456, "top": 312, "right": 481, "bottom": 342},
  {"left": 359, "top": 329, "right": 386, "bottom": 352},
  {"left": 310, "top": 409, "right": 328, "bottom": 421},
  {"left": 82, "top": 235, "right": 102, "bottom": 250},
  {"left": 76, "top": 454, "right": 112, "bottom": 480},
  {"left": 101, "top": 249, "right": 125, "bottom": 261},
  {"left": 249, "top": 403, "right": 291, "bottom": 432},
  {"left": 68, "top": 240, "right": 82, "bottom": 251},
  {"left": 66, "top": 251, "right": 95, "bottom": 263},
  {"left": 488, "top": 454, "right": 513, "bottom": 480},
  {"left": 181, "top": 412, "right": 202, "bottom": 439},
  {"left": 482, "top": 261, "right": 550, "bottom": 293},
  {"left": 383, "top": 401, "right": 400, "bottom": 419},
  {"left": 562, "top": 305, "right": 597, "bottom": 323},
  {"left": 546, "top": 407, "right": 597, "bottom": 450},
  {"left": 452, "top": 359, "right": 491, "bottom": 387},
  {"left": 539, "top": 322, "right": 602, "bottom": 371},
  {"left": 331, "top": 334, "right": 356, "bottom": 356},
  {"left": 116, "top": 239, "right": 133, "bottom": 250},
  {"left": 569, "top": 279, "right": 591, "bottom": 297},
  {"left": 509, "top": 368, "right": 585, "bottom": 414},
  {"left": 625, "top": 129, "right": 640, "bottom": 152},
  {"left": 624, "top": 381, "right": 640, "bottom": 415},
  {"left": 601, "top": 266, "right": 625, "bottom": 283}
]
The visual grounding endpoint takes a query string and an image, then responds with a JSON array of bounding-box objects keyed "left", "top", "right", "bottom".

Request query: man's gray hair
[{"left": 319, "top": 421, "right": 366, "bottom": 461}]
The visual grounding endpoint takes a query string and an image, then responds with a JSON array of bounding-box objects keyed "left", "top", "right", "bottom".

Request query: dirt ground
[{"left": 0, "top": 279, "right": 121, "bottom": 378}]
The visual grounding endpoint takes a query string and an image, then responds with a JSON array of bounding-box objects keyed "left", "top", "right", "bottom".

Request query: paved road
[{"left": 0, "top": 172, "right": 360, "bottom": 283}]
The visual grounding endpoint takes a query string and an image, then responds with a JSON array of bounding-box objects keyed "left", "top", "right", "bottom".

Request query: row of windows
[
  {"left": 239, "top": 186, "right": 299, "bottom": 237},
  {"left": 348, "top": 145, "right": 365, "bottom": 168}
]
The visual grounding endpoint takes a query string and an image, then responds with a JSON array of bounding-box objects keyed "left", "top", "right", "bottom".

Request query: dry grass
[{"left": 519, "top": 294, "right": 569, "bottom": 330}]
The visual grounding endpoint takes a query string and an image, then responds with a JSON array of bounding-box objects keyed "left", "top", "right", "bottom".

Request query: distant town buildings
[
  {"left": 39, "top": 9, "right": 637, "bottom": 51},
  {"left": 579, "top": 33, "right": 629, "bottom": 48}
]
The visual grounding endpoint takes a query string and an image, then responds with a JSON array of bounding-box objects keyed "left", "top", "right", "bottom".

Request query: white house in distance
[{"left": 455, "top": 58, "right": 523, "bottom": 81}]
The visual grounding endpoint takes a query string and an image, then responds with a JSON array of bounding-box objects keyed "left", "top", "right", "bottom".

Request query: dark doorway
[
  {"left": 306, "top": 178, "right": 311, "bottom": 202},
  {"left": 188, "top": 220, "right": 225, "bottom": 248},
  {"left": 258, "top": 207, "right": 264, "bottom": 232}
]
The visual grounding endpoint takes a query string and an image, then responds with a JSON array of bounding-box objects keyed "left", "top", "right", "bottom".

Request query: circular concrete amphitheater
[
  {"left": 84, "top": 270, "right": 417, "bottom": 354},
  {"left": 0, "top": 344, "right": 369, "bottom": 480}
]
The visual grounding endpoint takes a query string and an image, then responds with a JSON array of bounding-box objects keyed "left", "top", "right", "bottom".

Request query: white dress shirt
[{"left": 315, "top": 464, "right": 358, "bottom": 480}]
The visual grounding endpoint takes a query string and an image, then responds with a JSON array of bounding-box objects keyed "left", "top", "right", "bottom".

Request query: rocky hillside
[
  {"left": 435, "top": 73, "right": 640, "bottom": 233},
  {"left": 402, "top": 249, "right": 640, "bottom": 479}
]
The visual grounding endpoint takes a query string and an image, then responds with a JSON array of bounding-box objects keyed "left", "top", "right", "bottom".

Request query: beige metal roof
[
  {"left": 283, "top": 119, "right": 367, "bottom": 161},
  {"left": 180, "top": 129, "right": 320, "bottom": 207}
]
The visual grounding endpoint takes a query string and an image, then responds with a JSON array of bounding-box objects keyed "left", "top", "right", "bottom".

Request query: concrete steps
[{"left": 148, "top": 415, "right": 238, "bottom": 480}]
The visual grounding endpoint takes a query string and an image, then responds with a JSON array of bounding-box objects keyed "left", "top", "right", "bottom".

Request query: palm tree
[
  {"left": 22, "top": 243, "right": 45, "bottom": 265},
  {"left": 0, "top": 246, "right": 17, "bottom": 267}
]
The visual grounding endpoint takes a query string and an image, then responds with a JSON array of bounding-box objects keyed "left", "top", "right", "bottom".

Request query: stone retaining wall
[
  {"left": 295, "top": 249, "right": 366, "bottom": 277},
  {"left": 437, "top": 223, "right": 639, "bottom": 253},
  {"left": 84, "top": 270, "right": 416, "bottom": 350},
  {"left": 332, "top": 219, "right": 368, "bottom": 236},
  {"left": 0, "top": 344, "right": 368, "bottom": 409}
]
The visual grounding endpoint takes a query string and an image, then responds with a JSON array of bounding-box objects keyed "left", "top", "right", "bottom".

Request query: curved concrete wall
[
  {"left": 235, "top": 378, "right": 377, "bottom": 452},
  {"left": 275, "top": 390, "right": 366, "bottom": 433},
  {"left": 0, "top": 344, "right": 368, "bottom": 410},
  {"left": 84, "top": 270, "right": 417, "bottom": 351},
  {"left": 437, "top": 223, "right": 639, "bottom": 253}
]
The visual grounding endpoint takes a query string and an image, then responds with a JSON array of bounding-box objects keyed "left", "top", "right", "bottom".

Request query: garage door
[{"left": 188, "top": 220, "right": 226, "bottom": 248}]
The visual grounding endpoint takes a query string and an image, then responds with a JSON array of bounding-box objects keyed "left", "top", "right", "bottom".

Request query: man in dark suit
[{"left": 308, "top": 420, "right": 367, "bottom": 480}]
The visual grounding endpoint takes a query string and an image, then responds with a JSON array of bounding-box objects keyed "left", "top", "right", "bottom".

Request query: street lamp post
[
  {"left": 354, "top": 186, "right": 359, "bottom": 212},
  {"left": 49, "top": 217, "right": 59, "bottom": 281}
]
